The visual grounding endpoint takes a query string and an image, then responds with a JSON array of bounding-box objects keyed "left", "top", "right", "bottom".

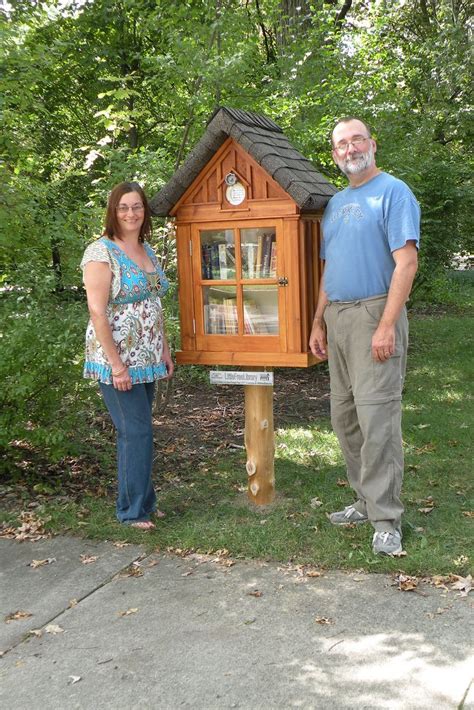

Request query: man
[{"left": 309, "top": 117, "right": 420, "bottom": 555}]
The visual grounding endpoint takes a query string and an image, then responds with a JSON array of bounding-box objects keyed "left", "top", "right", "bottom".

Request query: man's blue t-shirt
[{"left": 320, "top": 172, "right": 420, "bottom": 301}]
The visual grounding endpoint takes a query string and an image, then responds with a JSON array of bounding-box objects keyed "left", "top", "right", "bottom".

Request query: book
[
  {"left": 223, "top": 297, "right": 238, "bottom": 334},
  {"left": 210, "top": 243, "right": 220, "bottom": 279},
  {"left": 217, "top": 243, "right": 236, "bottom": 279},
  {"left": 261, "top": 233, "right": 274, "bottom": 277},
  {"left": 269, "top": 240, "right": 277, "bottom": 277},
  {"left": 245, "top": 243, "right": 258, "bottom": 279},
  {"left": 243, "top": 299, "right": 268, "bottom": 334},
  {"left": 218, "top": 243, "right": 228, "bottom": 280},
  {"left": 201, "top": 244, "right": 212, "bottom": 279},
  {"left": 256, "top": 234, "right": 264, "bottom": 278}
]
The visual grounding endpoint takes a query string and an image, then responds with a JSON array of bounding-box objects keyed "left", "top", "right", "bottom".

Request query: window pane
[
  {"left": 240, "top": 228, "right": 276, "bottom": 279},
  {"left": 200, "top": 230, "right": 235, "bottom": 280},
  {"left": 243, "top": 286, "right": 278, "bottom": 334},
  {"left": 203, "top": 286, "right": 238, "bottom": 334}
]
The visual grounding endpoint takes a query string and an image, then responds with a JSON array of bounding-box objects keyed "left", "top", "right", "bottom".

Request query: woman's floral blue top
[{"left": 81, "top": 237, "right": 169, "bottom": 385}]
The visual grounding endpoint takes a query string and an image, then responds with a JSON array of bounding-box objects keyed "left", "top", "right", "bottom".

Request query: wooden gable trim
[
  {"left": 231, "top": 141, "right": 288, "bottom": 202},
  {"left": 171, "top": 137, "right": 296, "bottom": 217},
  {"left": 170, "top": 137, "right": 234, "bottom": 216}
]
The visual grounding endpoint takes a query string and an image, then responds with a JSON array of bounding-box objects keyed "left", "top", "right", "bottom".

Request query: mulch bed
[{"left": 1, "top": 367, "right": 330, "bottom": 510}]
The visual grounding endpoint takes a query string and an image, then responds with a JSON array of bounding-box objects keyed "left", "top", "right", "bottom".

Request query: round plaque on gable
[{"left": 225, "top": 182, "right": 246, "bottom": 206}]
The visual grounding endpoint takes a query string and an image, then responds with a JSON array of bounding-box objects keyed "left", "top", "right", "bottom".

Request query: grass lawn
[{"left": 1, "top": 277, "right": 472, "bottom": 576}]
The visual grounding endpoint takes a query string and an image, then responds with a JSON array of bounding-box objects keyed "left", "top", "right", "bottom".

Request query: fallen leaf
[
  {"left": 431, "top": 575, "right": 451, "bottom": 589},
  {"left": 414, "top": 443, "right": 436, "bottom": 454},
  {"left": 5, "top": 610, "right": 33, "bottom": 623},
  {"left": 418, "top": 507, "right": 434, "bottom": 514},
  {"left": 243, "top": 618, "right": 256, "bottom": 625},
  {"left": 462, "top": 511, "right": 474, "bottom": 518},
  {"left": 310, "top": 497, "right": 323, "bottom": 508},
  {"left": 219, "top": 558, "right": 236, "bottom": 568},
  {"left": 68, "top": 675, "right": 82, "bottom": 685},
  {"left": 113, "top": 541, "right": 130, "bottom": 548},
  {"left": 451, "top": 574, "right": 472, "bottom": 597},
  {"left": 45, "top": 624, "right": 64, "bottom": 634},
  {"left": 118, "top": 608, "right": 139, "bottom": 617},
  {"left": 306, "top": 569, "right": 323, "bottom": 578},
  {"left": 29, "top": 629, "right": 43, "bottom": 637},
  {"left": 0, "top": 512, "right": 50, "bottom": 542},
  {"left": 392, "top": 550, "right": 408, "bottom": 557},
  {"left": 120, "top": 563, "right": 143, "bottom": 578},
  {"left": 29, "top": 558, "right": 56, "bottom": 568},
  {"left": 145, "top": 559, "right": 159, "bottom": 568},
  {"left": 392, "top": 573, "right": 419, "bottom": 592},
  {"left": 315, "top": 616, "right": 333, "bottom": 625},
  {"left": 80, "top": 554, "right": 98, "bottom": 564},
  {"left": 68, "top": 598, "right": 78, "bottom": 608},
  {"left": 248, "top": 590, "right": 263, "bottom": 598},
  {"left": 336, "top": 479, "right": 349, "bottom": 487},
  {"left": 453, "top": 555, "right": 469, "bottom": 567},
  {"left": 415, "top": 423, "right": 431, "bottom": 429}
]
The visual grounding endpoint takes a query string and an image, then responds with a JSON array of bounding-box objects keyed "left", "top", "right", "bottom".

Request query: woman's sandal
[{"left": 129, "top": 520, "right": 156, "bottom": 530}]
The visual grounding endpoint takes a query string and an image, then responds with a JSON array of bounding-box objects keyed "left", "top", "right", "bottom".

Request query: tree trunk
[{"left": 244, "top": 381, "right": 275, "bottom": 505}]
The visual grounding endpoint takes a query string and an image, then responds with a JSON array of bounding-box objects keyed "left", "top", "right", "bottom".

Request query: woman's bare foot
[{"left": 129, "top": 520, "right": 156, "bottom": 530}]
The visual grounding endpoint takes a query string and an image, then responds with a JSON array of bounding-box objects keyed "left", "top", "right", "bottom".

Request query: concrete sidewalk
[{"left": 0, "top": 536, "right": 472, "bottom": 709}]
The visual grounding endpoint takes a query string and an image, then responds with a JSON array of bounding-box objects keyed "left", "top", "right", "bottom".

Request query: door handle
[{"left": 278, "top": 277, "right": 288, "bottom": 286}]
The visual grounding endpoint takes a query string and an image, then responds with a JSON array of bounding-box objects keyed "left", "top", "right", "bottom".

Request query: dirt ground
[
  {"left": 153, "top": 366, "right": 331, "bottom": 467},
  {"left": 0, "top": 367, "right": 331, "bottom": 511}
]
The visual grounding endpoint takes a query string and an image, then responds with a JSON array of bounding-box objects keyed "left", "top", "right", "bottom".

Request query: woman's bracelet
[{"left": 112, "top": 364, "right": 127, "bottom": 377}]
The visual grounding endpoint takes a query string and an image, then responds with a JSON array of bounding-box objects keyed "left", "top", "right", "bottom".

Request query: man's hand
[
  {"left": 372, "top": 323, "right": 395, "bottom": 362},
  {"left": 309, "top": 319, "right": 328, "bottom": 361},
  {"left": 371, "top": 240, "right": 418, "bottom": 363}
]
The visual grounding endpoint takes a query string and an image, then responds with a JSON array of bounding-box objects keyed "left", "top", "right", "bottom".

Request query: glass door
[
  {"left": 240, "top": 227, "right": 278, "bottom": 335},
  {"left": 193, "top": 221, "right": 286, "bottom": 352}
]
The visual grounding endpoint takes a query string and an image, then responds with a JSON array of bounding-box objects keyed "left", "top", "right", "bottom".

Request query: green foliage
[
  {"left": 0, "top": 287, "right": 91, "bottom": 460},
  {"left": 0, "top": 0, "right": 472, "bottom": 465}
]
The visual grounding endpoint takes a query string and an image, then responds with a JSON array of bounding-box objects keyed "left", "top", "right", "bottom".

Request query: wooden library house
[{"left": 150, "top": 107, "right": 337, "bottom": 369}]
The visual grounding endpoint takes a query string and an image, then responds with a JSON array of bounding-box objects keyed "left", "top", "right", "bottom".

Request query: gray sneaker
[
  {"left": 329, "top": 505, "right": 368, "bottom": 526},
  {"left": 372, "top": 529, "right": 403, "bottom": 555}
]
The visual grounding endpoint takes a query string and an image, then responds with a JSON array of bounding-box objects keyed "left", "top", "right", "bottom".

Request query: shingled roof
[{"left": 150, "top": 107, "right": 337, "bottom": 216}]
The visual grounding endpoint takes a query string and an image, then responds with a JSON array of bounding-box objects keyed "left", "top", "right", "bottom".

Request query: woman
[{"left": 81, "top": 182, "right": 174, "bottom": 530}]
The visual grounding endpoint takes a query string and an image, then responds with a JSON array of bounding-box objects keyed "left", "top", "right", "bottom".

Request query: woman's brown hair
[{"left": 103, "top": 182, "right": 153, "bottom": 243}]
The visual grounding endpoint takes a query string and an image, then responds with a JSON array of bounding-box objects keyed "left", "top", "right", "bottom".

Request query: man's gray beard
[{"left": 337, "top": 145, "right": 374, "bottom": 175}]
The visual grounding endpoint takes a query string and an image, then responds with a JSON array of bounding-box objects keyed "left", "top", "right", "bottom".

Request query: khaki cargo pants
[{"left": 324, "top": 295, "right": 408, "bottom": 533}]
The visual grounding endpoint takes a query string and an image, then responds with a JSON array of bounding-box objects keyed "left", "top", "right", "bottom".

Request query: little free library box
[{"left": 150, "top": 107, "right": 337, "bottom": 369}]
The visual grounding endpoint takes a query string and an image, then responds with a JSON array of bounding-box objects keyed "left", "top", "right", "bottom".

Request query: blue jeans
[{"left": 99, "top": 382, "right": 156, "bottom": 523}]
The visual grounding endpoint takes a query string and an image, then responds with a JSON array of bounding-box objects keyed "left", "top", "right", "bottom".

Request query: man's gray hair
[{"left": 331, "top": 117, "right": 372, "bottom": 145}]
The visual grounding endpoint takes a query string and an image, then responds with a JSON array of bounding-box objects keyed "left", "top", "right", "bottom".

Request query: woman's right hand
[{"left": 112, "top": 367, "right": 132, "bottom": 391}]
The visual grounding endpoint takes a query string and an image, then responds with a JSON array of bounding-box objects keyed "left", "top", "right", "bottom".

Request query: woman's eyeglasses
[{"left": 117, "top": 204, "right": 144, "bottom": 214}]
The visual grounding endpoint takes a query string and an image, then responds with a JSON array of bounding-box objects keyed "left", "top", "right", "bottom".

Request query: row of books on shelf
[
  {"left": 201, "top": 243, "right": 236, "bottom": 280},
  {"left": 204, "top": 298, "right": 278, "bottom": 335},
  {"left": 201, "top": 233, "right": 277, "bottom": 280},
  {"left": 243, "top": 233, "right": 276, "bottom": 279}
]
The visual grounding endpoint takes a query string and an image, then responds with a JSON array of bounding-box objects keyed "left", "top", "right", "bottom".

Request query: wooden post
[{"left": 244, "top": 379, "right": 275, "bottom": 505}]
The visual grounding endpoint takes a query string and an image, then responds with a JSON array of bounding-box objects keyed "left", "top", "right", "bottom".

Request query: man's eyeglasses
[
  {"left": 333, "top": 136, "right": 370, "bottom": 155},
  {"left": 117, "top": 204, "right": 144, "bottom": 214}
]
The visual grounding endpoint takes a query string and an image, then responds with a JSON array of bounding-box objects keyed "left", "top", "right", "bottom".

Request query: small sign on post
[
  {"left": 210, "top": 370, "right": 274, "bottom": 386},
  {"left": 210, "top": 368, "right": 275, "bottom": 505}
]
